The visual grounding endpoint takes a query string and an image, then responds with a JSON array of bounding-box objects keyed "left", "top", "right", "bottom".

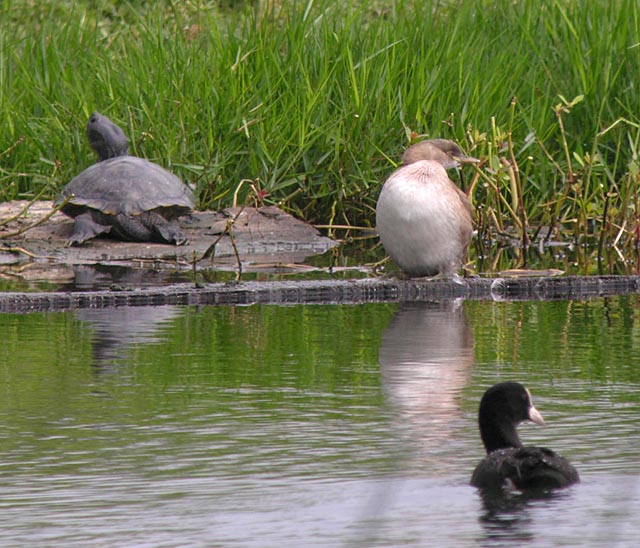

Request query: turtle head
[{"left": 86, "top": 112, "right": 129, "bottom": 161}]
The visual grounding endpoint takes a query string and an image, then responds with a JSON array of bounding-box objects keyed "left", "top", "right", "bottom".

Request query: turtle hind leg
[
  {"left": 141, "top": 211, "right": 189, "bottom": 245},
  {"left": 112, "top": 213, "right": 153, "bottom": 242},
  {"left": 68, "top": 212, "right": 112, "bottom": 245},
  {"left": 113, "top": 211, "right": 188, "bottom": 245}
]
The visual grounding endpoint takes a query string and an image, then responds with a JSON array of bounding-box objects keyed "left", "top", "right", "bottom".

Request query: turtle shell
[{"left": 56, "top": 156, "right": 195, "bottom": 217}]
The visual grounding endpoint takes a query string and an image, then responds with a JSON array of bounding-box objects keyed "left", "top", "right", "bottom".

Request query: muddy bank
[
  {"left": 1, "top": 275, "right": 638, "bottom": 313},
  {"left": 2, "top": 202, "right": 639, "bottom": 312},
  {"left": 1, "top": 200, "right": 339, "bottom": 284}
]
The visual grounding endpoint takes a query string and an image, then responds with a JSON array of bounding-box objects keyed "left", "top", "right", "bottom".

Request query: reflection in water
[
  {"left": 378, "top": 300, "right": 474, "bottom": 469},
  {"left": 477, "top": 488, "right": 571, "bottom": 545},
  {"left": 75, "top": 306, "right": 183, "bottom": 370},
  {"left": 480, "top": 492, "right": 534, "bottom": 545},
  {"left": 73, "top": 264, "right": 189, "bottom": 290}
]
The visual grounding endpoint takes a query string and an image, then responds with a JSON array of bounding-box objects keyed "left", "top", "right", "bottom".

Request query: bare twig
[
  {"left": 554, "top": 95, "right": 584, "bottom": 185},
  {"left": 227, "top": 217, "right": 243, "bottom": 281},
  {"left": 597, "top": 192, "right": 611, "bottom": 276},
  {"left": 192, "top": 250, "right": 199, "bottom": 288},
  {"left": 0, "top": 187, "right": 52, "bottom": 228},
  {"left": 476, "top": 170, "right": 521, "bottom": 231},
  {"left": 0, "top": 196, "right": 71, "bottom": 239},
  {"left": 0, "top": 245, "right": 43, "bottom": 259},
  {"left": 199, "top": 205, "right": 246, "bottom": 280},
  {"left": 232, "top": 179, "right": 258, "bottom": 207},
  {"left": 312, "top": 224, "right": 372, "bottom": 231}
]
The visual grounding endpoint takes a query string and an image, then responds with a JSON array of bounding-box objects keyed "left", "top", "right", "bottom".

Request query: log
[{"left": 0, "top": 275, "right": 638, "bottom": 314}]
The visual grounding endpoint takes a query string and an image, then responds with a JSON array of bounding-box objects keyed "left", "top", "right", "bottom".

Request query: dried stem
[{"left": 0, "top": 196, "right": 71, "bottom": 239}]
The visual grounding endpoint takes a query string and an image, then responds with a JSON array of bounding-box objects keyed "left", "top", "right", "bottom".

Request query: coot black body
[{"left": 470, "top": 382, "right": 579, "bottom": 491}]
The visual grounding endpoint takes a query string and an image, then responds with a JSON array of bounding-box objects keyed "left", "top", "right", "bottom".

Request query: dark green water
[{"left": 0, "top": 298, "right": 639, "bottom": 547}]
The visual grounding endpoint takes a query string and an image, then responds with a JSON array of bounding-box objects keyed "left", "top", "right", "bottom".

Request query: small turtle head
[{"left": 86, "top": 112, "right": 129, "bottom": 161}]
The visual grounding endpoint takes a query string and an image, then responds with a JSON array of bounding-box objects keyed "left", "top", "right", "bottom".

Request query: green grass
[{"left": 2, "top": 0, "right": 640, "bottom": 273}]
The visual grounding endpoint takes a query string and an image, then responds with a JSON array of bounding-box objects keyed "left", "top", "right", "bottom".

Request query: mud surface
[{"left": 1, "top": 201, "right": 338, "bottom": 285}]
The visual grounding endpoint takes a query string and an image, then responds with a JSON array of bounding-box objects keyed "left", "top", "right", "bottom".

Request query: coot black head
[
  {"left": 471, "top": 382, "right": 579, "bottom": 491},
  {"left": 477, "top": 381, "right": 544, "bottom": 453}
]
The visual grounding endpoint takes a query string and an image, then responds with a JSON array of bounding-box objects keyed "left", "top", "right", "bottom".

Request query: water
[{"left": 0, "top": 298, "right": 639, "bottom": 547}]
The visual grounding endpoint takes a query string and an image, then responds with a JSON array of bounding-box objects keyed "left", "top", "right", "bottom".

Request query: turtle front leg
[
  {"left": 141, "top": 211, "right": 189, "bottom": 245},
  {"left": 154, "top": 222, "right": 189, "bottom": 245},
  {"left": 68, "top": 211, "right": 112, "bottom": 245}
]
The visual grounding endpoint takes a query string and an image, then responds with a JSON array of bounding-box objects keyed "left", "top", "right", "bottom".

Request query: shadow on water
[
  {"left": 75, "top": 305, "right": 184, "bottom": 371},
  {"left": 477, "top": 487, "right": 573, "bottom": 546}
]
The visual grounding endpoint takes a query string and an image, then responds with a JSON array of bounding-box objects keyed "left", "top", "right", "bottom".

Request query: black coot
[{"left": 471, "top": 382, "right": 579, "bottom": 491}]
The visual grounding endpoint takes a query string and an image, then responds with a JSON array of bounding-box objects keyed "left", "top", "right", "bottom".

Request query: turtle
[{"left": 55, "top": 112, "right": 196, "bottom": 246}]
